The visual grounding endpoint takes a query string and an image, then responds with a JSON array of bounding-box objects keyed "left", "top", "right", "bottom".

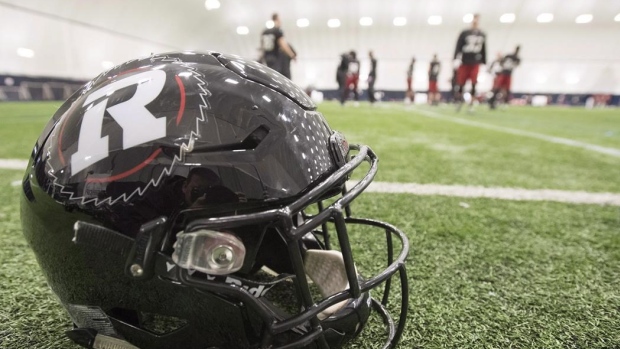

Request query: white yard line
[
  {"left": 352, "top": 181, "right": 620, "bottom": 206},
  {"left": 2, "top": 159, "right": 618, "bottom": 206},
  {"left": 410, "top": 107, "right": 620, "bottom": 158},
  {"left": 0, "top": 159, "right": 28, "bottom": 170}
]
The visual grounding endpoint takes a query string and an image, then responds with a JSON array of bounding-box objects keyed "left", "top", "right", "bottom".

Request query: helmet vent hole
[
  {"left": 192, "top": 124, "right": 269, "bottom": 152},
  {"left": 244, "top": 125, "right": 270, "bottom": 149}
]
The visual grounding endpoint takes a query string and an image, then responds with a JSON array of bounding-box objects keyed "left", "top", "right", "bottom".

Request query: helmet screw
[
  {"left": 212, "top": 245, "right": 234, "bottom": 266},
  {"left": 130, "top": 264, "right": 144, "bottom": 277}
]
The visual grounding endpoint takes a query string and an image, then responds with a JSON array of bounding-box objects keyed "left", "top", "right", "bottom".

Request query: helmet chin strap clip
[
  {"left": 73, "top": 217, "right": 168, "bottom": 281},
  {"left": 124, "top": 217, "right": 168, "bottom": 280}
]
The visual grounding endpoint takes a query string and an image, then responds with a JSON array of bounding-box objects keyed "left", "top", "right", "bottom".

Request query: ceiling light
[
  {"left": 428, "top": 15, "right": 442, "bottom": 25},
  {"left": 500, "top": 13, "right": 515, "bottom": 23},
  {"left": 575, "top": 14, "right": 593, "bottom": 24},
  {"left": 359, "top": 17, "right": 373, "bottom": 26},
  {"left": 236, "top": 26, "right": 249, "bottom": 35},
  {"left": 17, "top": 47, "right": 34, "bottom": 58},
  {"left": 537, "top": 13, "right": 554, "bottom": 23},
  {"left": 615, "top": 13, "right": 620, "bottom": 22},
  {"left": 266, "top": 20, "right": 274, "bottom": 28},
  {"left": 463, "top": 13, "right": 473, "bottom": 23},
  {"left": 393, "top": 17, "right": 407, "bottom": 26},
  {"left": 327, "top": 18, "right": 341, "bottom": 28},
  {"left": 297, "top": 18, "right": 309, "bottom": 27},
  {"left": 204, "top": 0, "right": 220, "bottom": 10}
]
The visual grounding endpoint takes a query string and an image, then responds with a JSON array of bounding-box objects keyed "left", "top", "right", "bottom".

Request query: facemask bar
[{"left": 176, "top": 144, "right": 409, "bottom": 349}]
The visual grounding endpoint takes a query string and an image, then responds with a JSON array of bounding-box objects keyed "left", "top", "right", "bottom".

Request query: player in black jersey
[
  {"left": 454, "top": 13, "right": 487, "bottom": 112},
  {"left": 336, "top": 52, "right": 349, "bottom": 92},
  {"left": 489, "top": 46, "right": 521, "bottom": 109},
  {"left": 368, "top": 51, "right": 377, "bottom": 104},
  {"left": 428, "top": 54, "right": 441, "bottom": 105},
  {"left": 280, "top": 43, "right": 297, "bottom": 79},
  {"left": 260, "top": 13, "right": 296, "bottom": 78}
]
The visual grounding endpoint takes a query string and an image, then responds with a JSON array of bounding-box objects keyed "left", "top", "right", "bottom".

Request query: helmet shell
[{"left": 20, "top": 52, "right": 379, "bottom": 349}]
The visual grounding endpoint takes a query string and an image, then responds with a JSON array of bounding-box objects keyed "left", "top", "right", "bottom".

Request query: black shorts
[{"left": 264, "top": 55, "right": 281, "bottom": 72}]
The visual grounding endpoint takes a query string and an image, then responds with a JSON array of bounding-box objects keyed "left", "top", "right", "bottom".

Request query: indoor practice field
[{"left": 1, "top": 101, "right": 619, "bottom": 348}]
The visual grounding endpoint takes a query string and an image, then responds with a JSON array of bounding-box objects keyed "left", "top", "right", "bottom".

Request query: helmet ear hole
[{"left": 252, "top": 228, "right": 295, "bottom": 275}]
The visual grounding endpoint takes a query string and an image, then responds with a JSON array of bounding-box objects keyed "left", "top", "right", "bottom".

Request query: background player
[
  {"left": 488, "top": 52, "right": 503, "bottom": 101},
  {"left": 406, "top": 57, "right": 415, "bottom": 103},
  {"left": 336, "top": 52, "right": 349, "bottom": 93},
  {"left": 428, "top": 54, "right": 441, "bottom": 105},
  {"left": 260, "top": 13, "right": 296, "bottom": 77},
  {"left": 340, "top": 50, "right": 360, "bottom": 105},
  {"left": 489, "top": 45, "right": 521, "bottom": 109},
  {"left": 450, "top": 62, "right": 459, "bottom": 103},
  {"left": 453, "top": 13, "right": 487, "bottom": 112},
  {"left": 367, "top": 51, "right": 377, "bottom": 104},
  {"left": 280, "top": 43, "right": 297, "bottom": 79}
]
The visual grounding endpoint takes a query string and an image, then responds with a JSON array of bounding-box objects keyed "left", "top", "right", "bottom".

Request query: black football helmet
[{"left": 20, "top": 51, "right": 409, "bottom": 349}]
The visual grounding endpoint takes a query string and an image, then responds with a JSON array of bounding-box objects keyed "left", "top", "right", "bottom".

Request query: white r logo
[{"left": 71, "top": 70, "right": 167, "bottom": 175}]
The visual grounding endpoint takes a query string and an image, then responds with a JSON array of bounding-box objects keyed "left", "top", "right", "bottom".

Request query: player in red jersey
[
  {"left": 489, "top": 45, "right": 521, "bottom": 109},
  {"left": 453, "top": 13, "right": 487, "bottom": 112},
  {"left": 488, "top": 52, "right": 503, "bottom": 92},
  {"left": 340, "top": 50, "right": 360, "bottom": 105},
  {"left": 428, "top": 54, "right": 441, "bottom": 105}
]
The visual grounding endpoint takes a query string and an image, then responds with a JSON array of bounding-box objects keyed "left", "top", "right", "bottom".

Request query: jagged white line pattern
[{"left": 46, "top": 55, "right": 210, "bottom": 206}]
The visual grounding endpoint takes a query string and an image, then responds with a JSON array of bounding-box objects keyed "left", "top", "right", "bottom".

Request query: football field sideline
[
  {"left": 354, "top": 181, "right": 620, "bottom": 206},
  {"left": 0, "top": 158, "right": 28, "bottom": 170},
  {"left": 3, "top": 158, "right": 619, "bottom": 206}
]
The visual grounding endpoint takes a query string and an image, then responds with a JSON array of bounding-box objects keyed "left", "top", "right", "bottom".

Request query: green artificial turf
[
  {"left": 1, "top": 101, "right": 619, "bottom": 348},
  {"left": 2, "top": 170, "right": 619, "bottom": 348},
  {"left": 1, "top": 101, "right": 619, "bottom": 191},
  {"left": 318, "top": 102, "right": 620, "bottom": 192},
  {"left": 347, "top": 193, "right": 620, "bottom": 348},
  {"left": 0, "top": 102, "right": 60, "bottom": 159},
  {"left": 432, "top": 104, "right": 620, "bottom": 149}
]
